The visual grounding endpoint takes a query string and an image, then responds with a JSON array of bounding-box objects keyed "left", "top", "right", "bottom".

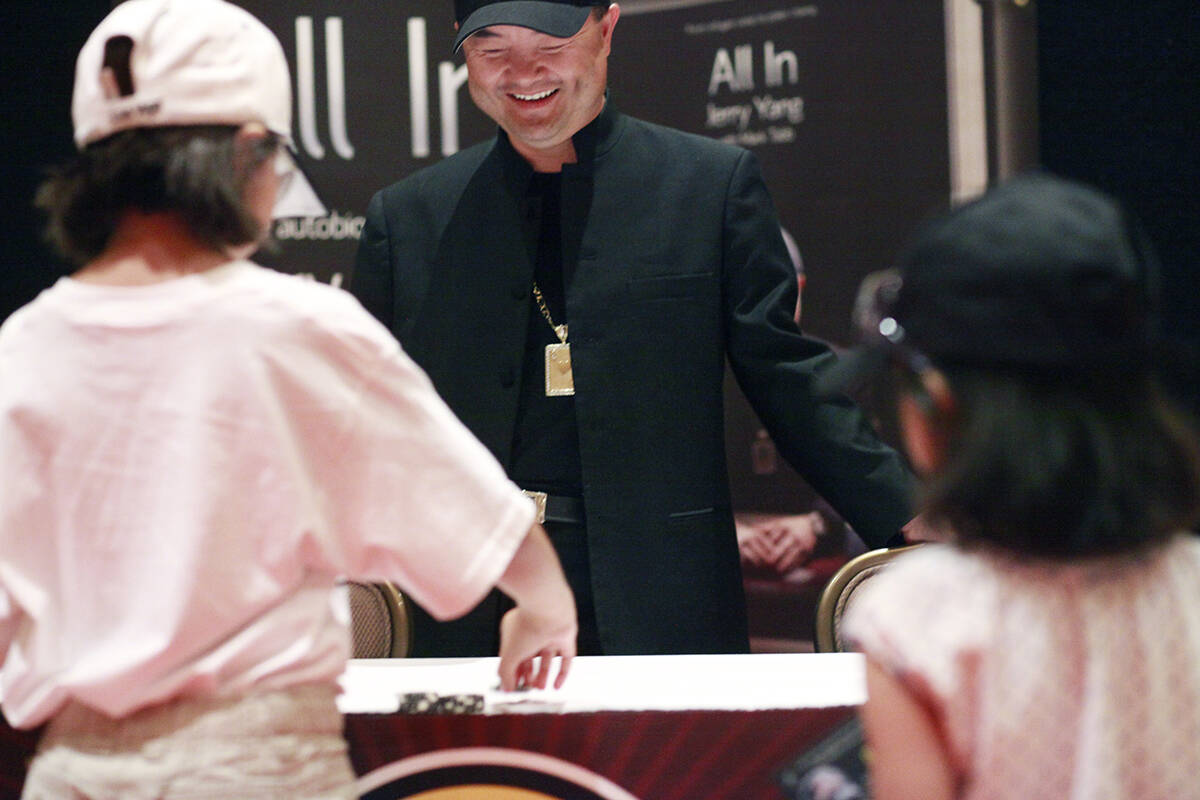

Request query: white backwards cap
[{"left": 72, "top": 0, "right": 324, "bottom": 218}]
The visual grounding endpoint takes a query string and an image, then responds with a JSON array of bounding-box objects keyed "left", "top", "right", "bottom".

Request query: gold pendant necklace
[{"left": 533, "top": 281, "right": 574, "bottom": 396}]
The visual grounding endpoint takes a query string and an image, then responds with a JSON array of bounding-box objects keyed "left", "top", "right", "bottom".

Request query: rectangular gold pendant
[{"left": 545, "top": 342, "right": 575, "bottom": 396}]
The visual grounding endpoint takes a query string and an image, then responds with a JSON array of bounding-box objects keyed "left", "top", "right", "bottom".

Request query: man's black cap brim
[{"left": 454, "top": 1, "right": 593, "bottom": 52}]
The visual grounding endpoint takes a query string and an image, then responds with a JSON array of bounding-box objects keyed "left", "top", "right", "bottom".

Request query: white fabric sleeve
[{"left": 269, "top": 293, "right": 535, "bottom": 620}]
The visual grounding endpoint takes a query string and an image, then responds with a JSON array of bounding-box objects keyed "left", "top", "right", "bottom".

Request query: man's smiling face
[{"left": 462, "top": 5, "right": 618, "bottom": 169}]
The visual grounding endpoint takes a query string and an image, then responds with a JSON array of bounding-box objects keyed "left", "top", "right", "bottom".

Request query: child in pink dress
[{"left": 823, "top": 173, "right": 1200, "bottom": 799}]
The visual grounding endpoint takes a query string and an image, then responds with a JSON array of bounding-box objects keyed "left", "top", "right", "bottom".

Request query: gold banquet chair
[
  {"left": 343, "top": 580, "right": 414, "bottom": 659},
  {"left": 813, "top": 545, "right": 922, "bottom": 653}
]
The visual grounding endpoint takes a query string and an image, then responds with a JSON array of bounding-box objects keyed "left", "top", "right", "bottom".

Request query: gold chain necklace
[
  {"left": 532, "top": 281, "right": 568, "bottom": 344},
  {"left": 532, "top": 281, "right": 574, "bottom": 396}
]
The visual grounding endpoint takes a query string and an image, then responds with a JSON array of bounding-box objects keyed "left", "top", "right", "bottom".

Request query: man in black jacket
[{"left": 352, "top": 0, "right": 917, "bottom": 656}]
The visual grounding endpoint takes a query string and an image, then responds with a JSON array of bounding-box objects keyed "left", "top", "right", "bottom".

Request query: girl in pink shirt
[
  {"left": 824, "top": 173, "right": 1200, "bottom": 800},
  {"left": 1, "top": 2, "right": 576, "bottom": 797}
]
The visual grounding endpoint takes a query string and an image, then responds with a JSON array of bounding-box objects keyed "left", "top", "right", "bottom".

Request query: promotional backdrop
[{"left": 238, "top": 0, "right": 959, "bottom": 346}]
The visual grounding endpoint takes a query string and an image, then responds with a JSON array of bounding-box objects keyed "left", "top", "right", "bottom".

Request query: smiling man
[
  {"left": 352, "top": 0, "right": 918, "bottom": 657},
  {"left": 457, "top": 1, "right": 615, "bottom": 170}
]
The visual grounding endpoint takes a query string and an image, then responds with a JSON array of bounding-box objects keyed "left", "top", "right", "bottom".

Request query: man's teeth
[{"left": 512, "top": 89, "right": 556, "bottom": 101}]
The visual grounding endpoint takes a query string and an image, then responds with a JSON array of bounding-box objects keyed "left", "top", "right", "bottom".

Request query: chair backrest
[
  {"left": 343, "top": 580, "right": 414, "bottom": 659},
  {"left": 813, "top": 545, "right": 921, "bottom": 653}
]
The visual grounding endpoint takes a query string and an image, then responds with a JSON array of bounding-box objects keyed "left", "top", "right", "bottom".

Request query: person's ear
[
  {"left": 898, "top": 367, "right": 955, "bottom": 474},
  {"left": 600, "top": 3, "right": 620, "bottom": 49}
]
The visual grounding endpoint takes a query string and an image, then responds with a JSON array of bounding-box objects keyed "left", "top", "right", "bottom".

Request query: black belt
[{"left": 521, "top": 490, "right": 586, "bottom": 525}]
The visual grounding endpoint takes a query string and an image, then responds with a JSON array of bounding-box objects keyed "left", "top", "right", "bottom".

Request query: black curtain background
[
  {"left": 1036, "top": 0, "right": 1199, "bottom": 419},
  {"left": 0, "top": 1, "right": 112, "bottom": 322}
]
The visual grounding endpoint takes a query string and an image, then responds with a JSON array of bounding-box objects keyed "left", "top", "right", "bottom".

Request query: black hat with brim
[
  {"left": 454, "top": 0, "right": 597, "bottom": 52},
  {"left": 815, "top": 172, "right": 1158, "bottom": 397}
]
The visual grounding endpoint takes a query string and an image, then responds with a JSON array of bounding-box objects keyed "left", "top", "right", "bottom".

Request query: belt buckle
[{"left": 522, "top": 490, "right": 547, "bottom": 524}]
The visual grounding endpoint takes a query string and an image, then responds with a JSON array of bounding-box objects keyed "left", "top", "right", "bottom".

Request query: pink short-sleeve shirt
[
  {"left": 843, "top": 536, "right": 1200, "bottom": 800},
  {"left": 0, "top": 262, "right": 534, "bottom": 728}
]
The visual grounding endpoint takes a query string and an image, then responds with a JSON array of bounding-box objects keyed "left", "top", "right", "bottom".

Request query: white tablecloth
[{"left": 337, "top": 652, "right": 866, "bottom": 715}]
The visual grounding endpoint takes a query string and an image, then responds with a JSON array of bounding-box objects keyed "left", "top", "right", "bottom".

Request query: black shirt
[{"left": 508, "top": 171, "right": 583, "bottom": 497}]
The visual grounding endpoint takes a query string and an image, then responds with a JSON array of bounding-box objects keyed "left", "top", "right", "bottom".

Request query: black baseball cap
[
  {"left": 816, "top": 172, "right": 1159, "bottom": 395},
  {"left": 453, "top": 0, "right": 604, "bottom": 52}
]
